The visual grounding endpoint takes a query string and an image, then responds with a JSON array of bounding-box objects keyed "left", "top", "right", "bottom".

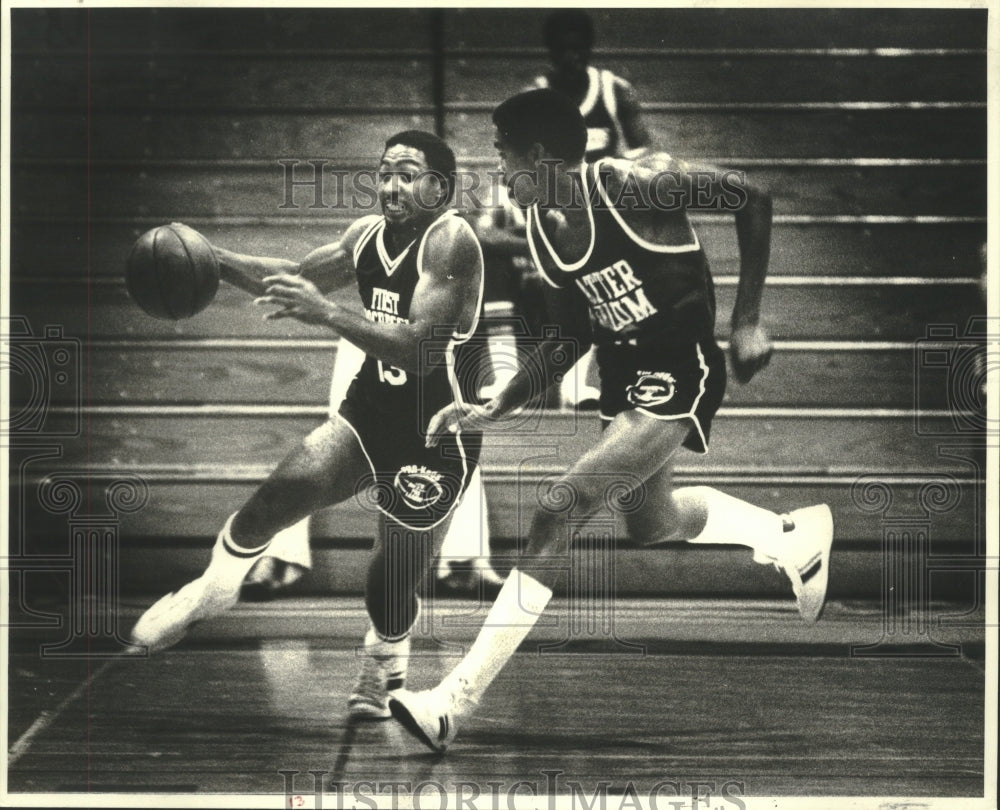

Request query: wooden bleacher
[{"left": 9, "top": 7, "right": 986, "bottom": 600}]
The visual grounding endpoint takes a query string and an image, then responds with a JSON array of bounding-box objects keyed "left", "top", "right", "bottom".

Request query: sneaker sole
[
  {"left": 129, "top": 586, "right": 238, "bottom": 654},
  {"left": 126, "top": 627, "right": 187, "bottom": 655},
  {"left": 792, "top": 504, "right": 834, "bottom": 623},
  {"left": 129, "top": 594, "right": 191, "bottom": 653},
  {"left": 347, "top": 703, "right": 391, "bottom": 721},
  {"left": 389, "top": 697, "right": 447, "bottom": 753}
]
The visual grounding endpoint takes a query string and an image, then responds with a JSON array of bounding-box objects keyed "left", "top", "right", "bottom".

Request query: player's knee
[
  {"left": 623, "top": 485, "right": 710, "bottom": 544},
  {"left": 669, "top": 486, "right": 711, "bottom": 538}
]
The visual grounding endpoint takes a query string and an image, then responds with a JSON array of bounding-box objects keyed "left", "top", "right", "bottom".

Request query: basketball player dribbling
[
  {"left": 129, "top": 130, "right": 486, "bottom": 721},
  {"left": 389, "top": 90, "right": 835, "bottom": 752}
]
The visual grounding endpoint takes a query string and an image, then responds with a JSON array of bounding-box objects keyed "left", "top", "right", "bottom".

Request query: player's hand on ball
[
  {"left": 425, "top": 402, "right": 491, "bottom": 447},
  {"left": 256, "top": 274, "right": 333, "bottom": 326},
  {"left": 730, "top": 324, "right": 773, "bottom": 384}
]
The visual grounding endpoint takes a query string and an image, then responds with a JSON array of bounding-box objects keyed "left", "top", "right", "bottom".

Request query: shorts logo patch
[
  {"left": 394, "top": 465, "right": 444, "bottom": 510},
  {"left": 626, "top": 371, "right": 677, "bottom": 408}
]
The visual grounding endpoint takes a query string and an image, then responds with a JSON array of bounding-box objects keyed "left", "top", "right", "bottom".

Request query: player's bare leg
[
  {"left": 631, "top": 463, "right": 834, "bottom": 622},
  {"left": 129, "top": 418, "right": 371, "bottom": 653},
  {"left": 242, "top": 340, "right": 362, "bottom": 597},
  {"left": 390, "top": 413, "right": 691, "bottom": 751},
  {"left": 392, "top": 413, "right": 834, "bottom": 751},
  {"left": 349, "top": 512, "right": 448, "bottom": 720}
]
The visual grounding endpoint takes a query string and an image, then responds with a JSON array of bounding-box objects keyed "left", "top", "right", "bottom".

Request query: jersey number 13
[{"left": 377, "top": 360, "right": 407, "bottom": 386}]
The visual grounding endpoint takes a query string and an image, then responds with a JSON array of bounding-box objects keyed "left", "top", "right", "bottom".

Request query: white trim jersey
[
  {"left": 338, "top": 211, "right": 486, "bottom": 530},
  {"left": 525, "top": 159, "right": 717, "bottom": 348},
  {"left": 525, "top": 162, "right": 726, "bottom": 453}
]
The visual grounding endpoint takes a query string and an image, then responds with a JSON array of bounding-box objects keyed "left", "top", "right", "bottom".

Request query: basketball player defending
[
  {"left": 535, "top": 9, "right": 653, "bottom": 408},
  {"left": 389, "top": 91, "right": 834, "bottom": 751},
  {"left": 130, "top": 131, "right": 485, "bottom": 721}
]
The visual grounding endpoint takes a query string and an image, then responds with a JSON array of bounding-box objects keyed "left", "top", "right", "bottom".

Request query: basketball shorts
[
  {"left": 338, "top": 388, "right": 483, "bottom": 531},
  {"left": 596, "top": 340, "right": 727, "bottom": 454}
]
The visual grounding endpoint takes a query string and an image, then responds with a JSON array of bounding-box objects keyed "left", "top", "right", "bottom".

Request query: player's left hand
[
  {"left": 256, "top": 274, "right": 334, "bottom": 327},
  {"left": 730, "top": 323, "right": 773, "bottom": 384}
]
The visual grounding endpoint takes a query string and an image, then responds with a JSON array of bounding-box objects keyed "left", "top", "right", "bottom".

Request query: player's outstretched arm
[
  {"left": 158, "top": 223, "right": 292, "bottom": 297},
  {"left": 489, "top": 282, "right": 590, "bottom": 414},
  {"left": 188, "top": 216, "right": 371, "bottom": 298},
  {"left": 260, "top": 215, "right": 482, "bottom": 375}
]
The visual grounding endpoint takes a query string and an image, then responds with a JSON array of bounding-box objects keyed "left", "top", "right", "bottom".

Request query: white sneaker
[
  {"left": 389, "top": 683, "right": 475, "bottom": 753},
  {"left": 347, "top": 639, "right": 408, "bottom": 721},
  {"left": 759, "top": 504, "right": 834, "bottom": 623},
  {"left": 129, "top": 574, "right": 240, "bottom": 653}
]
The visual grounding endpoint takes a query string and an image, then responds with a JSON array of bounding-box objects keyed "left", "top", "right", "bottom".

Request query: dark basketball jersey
[
  {"left": 349, "top": 212, "right": 484, "bottom": 412},
  {"left": 338, "top": 212, "right": 485, "bottom": 530},
  {"left": 524, "top": 159, "right": 717, "bottom": 347},
  {"left": 535, "top": 67, "right": 627, "bottom": 160}
]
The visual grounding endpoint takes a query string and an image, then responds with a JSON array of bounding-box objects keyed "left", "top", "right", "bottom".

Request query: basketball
[{"left": 125, "top": 223, "right": 220, "bottom": 320}]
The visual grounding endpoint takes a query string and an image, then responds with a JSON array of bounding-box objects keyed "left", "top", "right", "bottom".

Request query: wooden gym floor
[{"left": 5, "top": 599, "right": 988, "bottom": 803}]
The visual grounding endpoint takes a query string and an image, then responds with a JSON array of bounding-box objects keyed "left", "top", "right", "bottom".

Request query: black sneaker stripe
[
  {"left": 800, "top": 557, "right": 823, "bottom": 584},
  {"left": 439, "top": 715, "right": 449, "bottom": 741},
  {"left": 390, "top": 700, "right": 439, "bottom": 752}
]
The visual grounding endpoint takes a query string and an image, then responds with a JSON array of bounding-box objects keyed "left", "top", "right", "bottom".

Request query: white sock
[
  {"left": 680, "top": 487, "right": 787, "bottom": 561},
  {"left": 363, "top": 625, "right": 410, "bottom": 682},
  {"left": 206, "top": 512, "right": 272, "bottom": 589},
  {"left": 441, "top": 569, "right": 553, "bottom": 705},
  {"left": 264, "top": 517, "right": 312, "bottom": 569}
]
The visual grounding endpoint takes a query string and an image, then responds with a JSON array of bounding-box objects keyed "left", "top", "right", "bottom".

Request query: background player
[
  {"left": 474, "top": 9, "right": 656, "bottom": 410},
  {"left": 389, "top": 91, "right": 835, "bottom": 751},
  {"left": 130, "top": 130, "right": 486, "bottom": 721},
  {"left": 534, "top": 9, "right": 653, "bottom": 162}
]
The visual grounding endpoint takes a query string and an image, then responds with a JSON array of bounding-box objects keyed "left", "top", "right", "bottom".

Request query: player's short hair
[
  {"left": 383, "top": 130, "right": 457, "bottom": 204},
  {"left": 543, "top": 9, "right": 595, "bottom": 52},
  {"left": 493, "top": 89, "right": 588, "bottom": 164}
]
